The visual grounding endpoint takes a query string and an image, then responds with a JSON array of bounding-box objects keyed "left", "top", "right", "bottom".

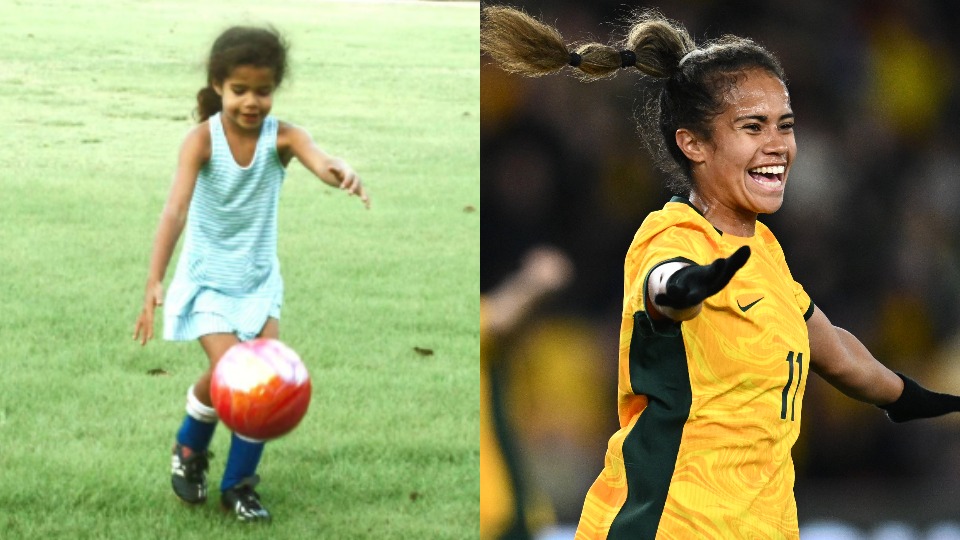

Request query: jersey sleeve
[
  {"left": 790, "top": 279, "right": 815, "bottom": 321},
  {"left": 624, "top": 223, "right": 714, "bottom": 335}
]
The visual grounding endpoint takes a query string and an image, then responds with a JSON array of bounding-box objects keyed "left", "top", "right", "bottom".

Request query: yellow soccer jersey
[{"left": 576, "top": 198, "right": 814, "bottom": 540}]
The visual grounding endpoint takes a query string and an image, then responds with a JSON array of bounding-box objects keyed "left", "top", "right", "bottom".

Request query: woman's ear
[{"left": 676, "top": 128, "right": 707, "bottom": 164}]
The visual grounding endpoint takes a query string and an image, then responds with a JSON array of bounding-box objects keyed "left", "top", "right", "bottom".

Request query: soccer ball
[{"left": 210, "top": 338, "right": 312, "bottom": 441}]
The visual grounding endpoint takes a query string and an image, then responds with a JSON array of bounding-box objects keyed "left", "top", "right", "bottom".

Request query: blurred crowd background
[{"left": 481, "top": 0, "right": 960, "bottom": 537}]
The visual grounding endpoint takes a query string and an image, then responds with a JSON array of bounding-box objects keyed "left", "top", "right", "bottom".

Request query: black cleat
[
  {"left": 170, "top": 444, "right": 210, "bottom": 504},
  {"left": 221, "top": 475, "right": 271, "bottom": 522}
]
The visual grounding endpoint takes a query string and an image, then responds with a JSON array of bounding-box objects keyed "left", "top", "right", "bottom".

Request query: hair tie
[
  {"left": 678, "top": 49, "right": 697, "bottom": 66},
  {"left": 568, "top": 52, "right": 582, "bottom": 67},
  {"left": 619, "top": 50, "right": 637, "bottom": 68}
]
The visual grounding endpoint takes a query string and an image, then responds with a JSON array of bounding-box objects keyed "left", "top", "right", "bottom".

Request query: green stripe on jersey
[{"left": 608, "top": 310, "right": 691, "bottom": 539}]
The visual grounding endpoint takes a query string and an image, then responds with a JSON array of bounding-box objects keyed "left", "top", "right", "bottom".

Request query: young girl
[
  {"left": 133, "top": 26, "right": 369, "bottom": 522},
  {"left": 482, "top": 7, "right": 960, "bottom": 539}
]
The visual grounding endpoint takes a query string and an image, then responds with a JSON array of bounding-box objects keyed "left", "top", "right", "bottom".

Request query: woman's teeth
[{"left": 748, "top": 165, "right": 785, "bottom": 175}]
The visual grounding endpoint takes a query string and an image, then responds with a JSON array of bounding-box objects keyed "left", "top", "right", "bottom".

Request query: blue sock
[
  {"left": 176, "top": 415, "right": 217, "bottom": 452},
  {"left": 176, "top": 385, "right": 218, "bottom": 452},
  {"left": 221, "top": 433, "right": 266, "bottom": 492}
]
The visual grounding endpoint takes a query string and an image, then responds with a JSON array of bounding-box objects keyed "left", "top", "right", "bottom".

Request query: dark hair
[
  {"left": 480, "top": 7, "right": 786, "bottom": 194},
  {"left": 196, "top": 26, "right": 290, "bottom": 122}
]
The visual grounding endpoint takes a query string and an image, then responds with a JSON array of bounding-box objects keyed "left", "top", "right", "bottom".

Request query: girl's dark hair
[
  {"left": 480, "top": 6, "right": 786, "bottom": 194},
  {"left": 196, "top": 26, "right": 290, "bottom": 122}
]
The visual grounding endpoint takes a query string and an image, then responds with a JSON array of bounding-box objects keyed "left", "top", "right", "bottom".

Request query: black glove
[
  {"left": 655, "top": 246, "right": 751, "bottom": 310},
  {"left": 880, "top": 372, "right": 960, "bottom": 422}
]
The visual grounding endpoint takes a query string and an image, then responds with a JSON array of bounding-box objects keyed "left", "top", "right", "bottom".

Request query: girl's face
[
  {"left": 688, "top": 69, "right": 796, "bottom": 226},
  {"left": 214, "top": 65, "right": 277, "bottom": 133}
]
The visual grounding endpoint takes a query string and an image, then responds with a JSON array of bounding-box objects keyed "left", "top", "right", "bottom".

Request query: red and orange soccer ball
[{"left": 210, "top": 338, "right": 312, "bottom": 441}]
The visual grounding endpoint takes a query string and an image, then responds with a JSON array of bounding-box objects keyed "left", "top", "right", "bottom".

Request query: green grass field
[{"left": 0, "top": 1, "right": 479, "bottom": 538}]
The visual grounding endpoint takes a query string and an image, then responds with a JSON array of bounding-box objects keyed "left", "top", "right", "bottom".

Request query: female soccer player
[
  {"left": 133, "top": 26, "right": 368, "bottom": 522},
  {"left": 481, "top": 7, "right": 960, "bottom": 539},
  {"left": 481, "top": 246, "right": 572, "bottom": 539}
]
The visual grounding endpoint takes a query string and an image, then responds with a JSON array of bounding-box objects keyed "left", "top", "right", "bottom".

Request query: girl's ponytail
[{"left": 196, "top": 86, "right": 221, "bottom": 123}]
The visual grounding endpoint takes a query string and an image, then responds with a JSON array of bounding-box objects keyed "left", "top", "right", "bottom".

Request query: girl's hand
[
  {"left": 133, "top": 281, "right": 164, "bottom": 346},
  {"left": 330, "top": 165, "right": 371, "bottom": 209}
]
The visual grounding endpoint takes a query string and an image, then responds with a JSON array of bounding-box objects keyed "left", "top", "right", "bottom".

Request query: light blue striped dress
[{"left": 164, "top": 112, "right": 286, "bottom": 342}]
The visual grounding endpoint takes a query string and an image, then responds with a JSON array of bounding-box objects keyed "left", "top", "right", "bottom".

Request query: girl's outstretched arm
[
  {"left": 133, "top": 125, "right": 210, "bottom": 345},
  {"left": 279, "top": 122, "right": 370, "bottom": 208}
]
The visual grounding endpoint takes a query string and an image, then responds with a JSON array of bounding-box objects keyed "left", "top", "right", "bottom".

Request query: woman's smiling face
[{"left": 686, "top": 68, "right": 796, "bottom": 232}]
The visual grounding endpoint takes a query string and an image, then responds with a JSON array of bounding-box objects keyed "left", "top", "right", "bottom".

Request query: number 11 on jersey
[{"left": 781, "top": 351, "right": 803, "bottom": 421}]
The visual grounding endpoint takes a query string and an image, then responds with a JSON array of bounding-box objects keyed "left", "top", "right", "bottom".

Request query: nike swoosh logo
[{"left": 737, "top": 297, "right": 764, "bottom": 312}]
